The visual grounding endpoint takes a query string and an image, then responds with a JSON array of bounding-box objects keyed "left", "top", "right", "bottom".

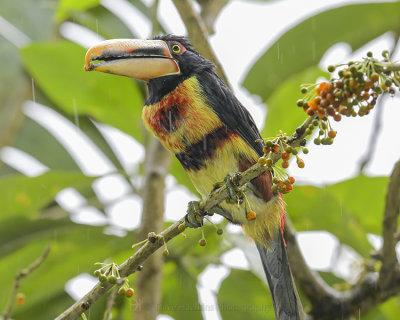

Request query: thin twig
[
  {"left": 2, "top": 245, "right": 51, "bottom": 320},
  {"left": 102, "top": 287, "right": 119, "bottom": 320}
]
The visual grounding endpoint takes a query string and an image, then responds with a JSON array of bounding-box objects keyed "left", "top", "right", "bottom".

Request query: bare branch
[
  {"left": 171, "top": 0, "right": 231, "bottom": 87},
  {"left": 135, "top": 138, "right": 171, "bottom": 320},
  {"left": 2, "top": 245, "right": 51, "bottom": 320},
  {"left": 379, "top": 160, "right": 400, "bottom": 288}
]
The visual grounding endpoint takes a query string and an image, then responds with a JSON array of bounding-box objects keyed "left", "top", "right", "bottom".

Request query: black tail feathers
[{"left": 256, "top": 231, "right": 304, "bottom": 320}]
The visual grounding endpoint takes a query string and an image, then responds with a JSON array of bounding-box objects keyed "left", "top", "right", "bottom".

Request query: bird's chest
[{"left": 142, "top": 77, "right": 223, "bottom": 155}]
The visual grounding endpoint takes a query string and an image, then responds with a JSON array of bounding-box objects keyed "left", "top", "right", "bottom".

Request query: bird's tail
[{"left": 256, "top": 231, "right": 304, "bottom": 320}]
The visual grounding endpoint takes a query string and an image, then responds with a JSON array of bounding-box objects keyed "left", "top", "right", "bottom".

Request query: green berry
[
  {"left": 108, "top": 275, "right": 117, "bottom": 284},
  {"left": 217, "top": 228, "right": 223, "bottom": 235},
  {"left": 302, "top": 148, "right": 309, "bottom": 154},
  {"left": 118, "top": 287, "right": 126, "bottom": 296},
  {"left": 199, "top": 239, "right": 207, "bottom": 247},
  {"left": 162, "top": 249, "right": 169, "bottom": 256},
  {"left": 328, "top": 65, "right": 336, "bottom": 72},
  {"left": 94, "top": 270, "right": 101, "bottom": 277},
  {"left": 314, "top": 138, "right": 321, "bottom": 145}
]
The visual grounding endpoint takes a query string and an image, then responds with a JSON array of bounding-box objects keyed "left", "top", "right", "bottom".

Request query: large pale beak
[{"left": 84, "top": 39, "right": 180, "bottom": 81}]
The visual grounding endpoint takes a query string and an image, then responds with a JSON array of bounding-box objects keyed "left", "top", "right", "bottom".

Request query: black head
[{"left": 147, "top": 35, "right": 215, "bottom": 103}]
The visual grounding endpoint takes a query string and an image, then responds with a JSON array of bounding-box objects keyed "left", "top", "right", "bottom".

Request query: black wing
[{"left": 197, "top": 71, "right": 264, "bottom": 157}]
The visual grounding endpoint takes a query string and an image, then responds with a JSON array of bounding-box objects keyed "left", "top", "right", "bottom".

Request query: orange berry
[
  {"left": 125, "top": 288, "right": 135, "bottom": 297},
  {"left": 308, "top": 100, "right": 318, "bottom": 111},
  {"left": 328, "top": 130, "right": 336, "bottom": 139},
  {"left": 282, "top": 160, "right": 289, "bottom": 168},
  {"left": 285, "top": 185, "right": 293, "bottom": 193},
  {"left": 306, "top": 108, "right": 315, "bottom": 116},
  {"left": 297, "top": 159, "right": 305, "bottom": 168},
  {"left": 281, "top": 152, "right": 290, "bottom": 161},
  {"left": 16, "top": 293, "right": 25, "bottom": 306},
  {"left": 277, "top": 180, "right": 285, "bottom": 189},
  {"left": 246, "top": 211, "right": 257, "bottom": 221},
  {"left": 288, "top": 176, "right": 295, "bottom": 184}
]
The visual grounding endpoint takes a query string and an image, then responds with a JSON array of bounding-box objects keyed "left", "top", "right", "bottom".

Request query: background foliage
[{"left": 0, "top": 0, "right": 399, "bottom": 319}]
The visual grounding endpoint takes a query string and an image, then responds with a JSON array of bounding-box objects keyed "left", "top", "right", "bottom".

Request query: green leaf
[
  {"left": 1, "top": 222, "right": 132, "bottom": 320},
  {"left": 326, "top": 175, "right": 389, "bottom": 234},
  {"left": 218, "top": 269, "right": 275, "bottom": 319},
  {"left": 161, "top": 261, "right": 202, "bottom": 320},
  {"left": 285, "top": 175, "right": 389, "bottom": 256},
  {"left": 262, "top": 66, "right": 328, "bottom": 137},
  {"left": 243, "top": 2, "right": 400, "bottom": 101},
  {"left": 20, "top": 41, "right": 144, "bottom": 141},
  {"left": 0, "top": 172, "right": 95, "bottom": 218},
  {"left": 56, "top": 0, "right": 100, "bottom": 21}
]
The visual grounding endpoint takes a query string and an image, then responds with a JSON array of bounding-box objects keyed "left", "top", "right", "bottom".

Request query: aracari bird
[{"left": 84, "top": 35, "right": 303, "bottom": 319}]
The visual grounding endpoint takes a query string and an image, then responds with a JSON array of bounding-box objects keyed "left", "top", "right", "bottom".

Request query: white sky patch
[
  {"left": 95, "top": 122, "right": 145, "bottom": 174},
  {"left": 157, "top": 0, "right": 186, "bottom": 35},
  {"left": 367, "top": 233, "right": 382, "bottom": 251},
  {"left": 60, "top": 21, "right": 104, "bottom": 48},
  {"left": 23, "top": 101, "right": 116, "bottom": 176},
  {"left": 65, "top": 273, "right": 98, "bottom": 301},
  {"left": 157, "top": 315, "right": 175, "bottom": 320},
  {"left": 331, "top": 244, "right": 363, "bottom": 283},
  {"left": 92, "top": 173, "right": 132, "bottom": 204},
  {"left": 297, "top": 231, "right": 338, "bottom": 271},
  {"left": 105, "top": 194, "right": 142, "bottom": 230},
  {"left": 0, "top": 16, "right": 31, "bottom": 47},
  {"left": 221, "top": 248, "right": 250, "bottom": 270},
  {"left": 197, "top": 265, "right": 230, "bottom": 320},
  {"left": 70, "top": 206, "right": 109, "bottom": 226},
  {"left": 165, "top": 185, "right": 198, "bottom": 221},
  {"left": 0, "top": 146, "right": 48, "bottom": 177},
  {"left": 55, "top": 187, "right": 87, "bottom": 212},
  {"left": 101, "top": 0, "right": 152, "bottom": 38}
]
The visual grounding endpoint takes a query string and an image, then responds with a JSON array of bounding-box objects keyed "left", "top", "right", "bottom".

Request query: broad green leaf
[
  {"left": 69, "top": 6, "right": 135, "bottom": 39},
  {"left": 0, "top": 172, "right": 95, "bottom": 218},
  {"left": 262, "top": 66, "right": 328, "bottom": 137},
  {"left": 362, "top": 296, "right": 400, "bottom": 320},
  {"left": 0, "top": 222, "right": 132, "bottom": 320},
  {"left": 11, "top": 117, "right": 81, "bottom": 172},
  {"left": 0, "top": 0, "right": 57, "bottom": 41},
  {"left": 56, "top": 0, "right": 100, "bottom": 21},
  {"left": 20, "top": 41, "right": 144, "bottom": 141},
  {"left": 326, "top": 175, "right": 389, "bottom": 234},
  {"left": 218, "top": 269, "right": 275, "bottom": 319},
  {"left": 161, "top": 261, "right": 202, "bottom": 320},
  {"left": 243, "top": 2, "right": 400, "bottom": 101},
  {"left": 285, "top": 175, "right": 389, "bottom": 256}
]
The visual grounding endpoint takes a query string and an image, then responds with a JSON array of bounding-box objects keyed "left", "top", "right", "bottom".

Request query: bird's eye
[{"left": 171, "top": 44, "right": 181, "bottom": 54}]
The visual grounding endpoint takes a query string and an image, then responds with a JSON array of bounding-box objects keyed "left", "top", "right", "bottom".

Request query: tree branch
[
  {"left": 2, "top": 245, "right": 51, "bottom": 320},
  {"left": 135, "top": 138, "right": 171, "bottom": 320},
  {"left": 379, "top": 160, "right": 400, "bottom": 288},
  {"left": 285, "top": 160, "right": 400, "bottom": 319},
  {"left": 171, "top": 0, "right": 230, "bottom": 87}
]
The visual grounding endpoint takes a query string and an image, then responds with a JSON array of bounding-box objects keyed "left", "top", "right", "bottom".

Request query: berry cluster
[
  {"left": 258, "top": 138, "right": 307, "bottom": 171},
  {"left": 257, "top": 135, "right": 308, "bottom": 194},
  {"left": 271, "top": 176, "right": 295, "bottom": 195},
  {"left": 298, "top": 51, "right": 399, "bottom": 121},
  {"left": 118, "top": 279, "right": 135, "bottom": 297}
]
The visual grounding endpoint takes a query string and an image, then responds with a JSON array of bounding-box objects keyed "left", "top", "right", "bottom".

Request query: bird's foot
[
  {"left": 185, "top": 201, "right": 208, "bottom": 228},
  {"left": 224, "top": 173, "right": 245, "bottom": 205}
]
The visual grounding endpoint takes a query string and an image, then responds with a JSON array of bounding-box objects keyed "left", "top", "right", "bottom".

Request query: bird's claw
[
  {"left": 185, "top": 201, "right": 209, "bottom": 228},
  {"left": 224, "top": 173, "right": 244, "bottom": 204}
]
